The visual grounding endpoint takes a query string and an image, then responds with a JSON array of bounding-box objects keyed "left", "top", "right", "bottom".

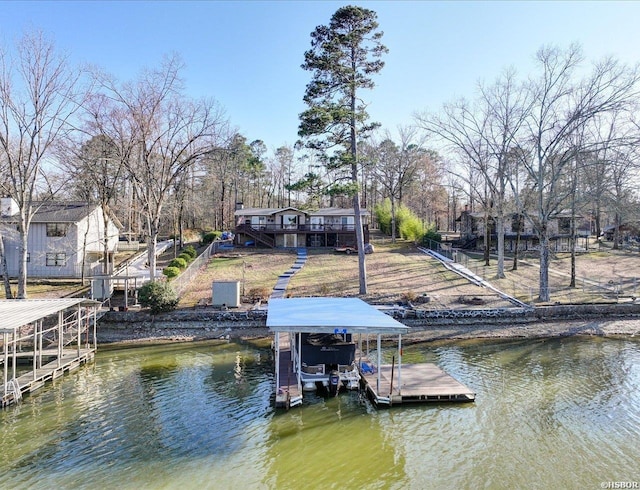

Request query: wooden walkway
[
  {"left": 362, "top": 362, "right": 475, "bottom": 405},
  {"left": 1, "top": 348, "right": 95, "bottom": 408},
  {"left": 274, "top": 332, "right": 302, "bottom": 408}
]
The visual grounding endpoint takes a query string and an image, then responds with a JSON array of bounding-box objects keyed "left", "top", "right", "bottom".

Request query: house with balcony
[
  {"left": 0, "top": 198, "right": 120, "bottom": 279},
  {"left": 456, "top": 208, "right": 591, "bottom": 252},
  {"left": 234, "top": 206, "right": 370, "bottom": 249}
]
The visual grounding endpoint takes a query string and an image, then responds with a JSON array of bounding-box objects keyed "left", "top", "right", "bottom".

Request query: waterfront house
[
  {"left": 0, "top": 198, "right": 120, "bottom": 279},
  {"left": 234, "top": 206, "right": 370, "bottom": 248},
  {"left": 457, "top": 208, "right": 591, "bottom": 252}
]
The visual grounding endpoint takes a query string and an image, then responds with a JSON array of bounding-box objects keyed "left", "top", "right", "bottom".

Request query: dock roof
[
  {"left": 0, "top": 299, "right": 98, "bottom": 333},
  {"left": 267, "top": 297, "right": 410, "bottom": 335}
]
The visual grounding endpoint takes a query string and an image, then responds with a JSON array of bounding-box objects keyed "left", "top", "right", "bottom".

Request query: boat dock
[
  {"left": 1, "top": 299, "right": 99, "bottom": 408},
  {"left": 269, "top": 297, "right": 475, "bottom": 409},
  {"left": 361, "top": 362, "right": 475, "bottom": 405},
  {"left": 274, "top": 332, "right": 302, "bottom": 408}
]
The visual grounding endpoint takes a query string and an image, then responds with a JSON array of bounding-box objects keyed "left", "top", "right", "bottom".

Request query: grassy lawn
[
  {"left": 17, "top": 235, "right": 640, "bottom": 307},
  {"left": 179, "top": 237, "right": 640, "bottom": 308}
]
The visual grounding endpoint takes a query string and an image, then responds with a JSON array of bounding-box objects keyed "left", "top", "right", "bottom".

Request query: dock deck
[
  {"left": 1, "top": 298, "right": 99, "bottom": 409},
  {"left": 274, "top": 332, "right": 302, "bottom": 408},
  {"left": 2, "top": 348, "right": 95, "bottom": 407},
  {"left": 361, "top": 362, "right": 475, "bottom": 405}
]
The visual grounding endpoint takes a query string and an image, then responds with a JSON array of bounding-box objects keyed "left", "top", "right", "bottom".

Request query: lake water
[{"left": 1, "top": 336, "right": 639, "bottom": 489}]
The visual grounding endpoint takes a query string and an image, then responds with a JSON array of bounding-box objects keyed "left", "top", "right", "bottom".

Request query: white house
[{"left": 0, "top": 198, "right": 120, "bottom": 279}]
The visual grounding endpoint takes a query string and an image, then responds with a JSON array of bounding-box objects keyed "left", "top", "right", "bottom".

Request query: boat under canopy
[{"left": 267, "top": 297, "right": 410, "bottom": 407}]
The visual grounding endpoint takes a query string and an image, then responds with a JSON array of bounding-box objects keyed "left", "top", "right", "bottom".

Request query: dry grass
[
  {"left": 178, "top": 250, "right": 298, "bottom": 306},
  {"left": 173, "top": 237, "right": 640, "bottom": 308}
]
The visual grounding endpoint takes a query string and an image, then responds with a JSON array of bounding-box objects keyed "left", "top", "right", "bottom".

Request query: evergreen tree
[{"left": 298, "top": 5, "right": 387, "bottom": 294}]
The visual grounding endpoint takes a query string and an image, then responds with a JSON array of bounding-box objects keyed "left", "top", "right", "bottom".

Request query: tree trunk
[
  {"left": 538, "top": 231, "right": 550, "bottom": 302},
  {"left": 101, "top": 207, "right": 111, "bottom": 275},
  {"left": 0, "top": 234, "right": 13, "bottom": 298},
  {"left": 146, "top": 214, "right": 160, "bottom": 282},
  {"left": 352, "top": 163, "right": 367, "bottom": 295},
  {"left": 496, "top": 213, "right": 505, "bottom": 279},
  {"left": 512, "top": 218, "right": 521, "bottom": 271},
  {"left": 17, "top": 215, "right": 29, "bottom": 299},
  {"left": 391, "top": 196, "right": 396, "bottom": 242},
  {"left": 484, "top": 212, "right": 490, "bottom": 267}
]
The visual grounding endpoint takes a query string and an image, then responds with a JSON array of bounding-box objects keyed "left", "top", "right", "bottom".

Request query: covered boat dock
[
  {"left": 1, "top": 298, "right": 99, "bottom": 408},
  {"left": 267, "top": 297, "right": 475, "bottom": 408}
]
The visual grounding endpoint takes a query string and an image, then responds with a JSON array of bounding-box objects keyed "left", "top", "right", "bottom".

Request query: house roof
[
  {"left": 234, "top": 206, "right": 369, "bottom": 217},
  {"left": 308, "top": 207, "right": 369, "bottom": 217},
  {"left": 234, "top": 207, "right": 302, "bottom": 217},
  {"left": 0, "top": 298, "right": 99, "bottom": 333},
  {"left": 0, "top": 201, "right": 99, "bottom": 223},
  {"left": 267, "top": 297, "right": 410, "bottom": 335}
]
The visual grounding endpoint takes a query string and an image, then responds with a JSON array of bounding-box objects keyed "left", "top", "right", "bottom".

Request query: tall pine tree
[{"left": 298, "top": 5, "right": 387, "bottom": 294}]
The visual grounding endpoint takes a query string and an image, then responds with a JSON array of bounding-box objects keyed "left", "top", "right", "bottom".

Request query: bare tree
[
  {"left": 364, "top": 127, "right": 425, "bottom": 242},
  {"left": 516, "top": 45, "right": 639, "bottom": 301},
  {"left": 0, "top": 31, "right": 84, "bottom": 298},
  {"left": 94, "top": 55, "right": 227, "bottom": 280}
]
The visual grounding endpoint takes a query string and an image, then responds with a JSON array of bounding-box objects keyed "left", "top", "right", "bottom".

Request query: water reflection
[{"left": 0, "top": 337, "right": 638, "bottom": 489}]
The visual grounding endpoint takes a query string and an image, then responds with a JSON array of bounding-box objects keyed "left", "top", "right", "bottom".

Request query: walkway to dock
[
  {"left": 274, "top": 332, "right": 302, "bottom": 408},
  {"left": 271, "top": 248, "right": 307, "bottom": 299},
  {"left": 272, "top": 249, "right": 308, "bottom": 407}
]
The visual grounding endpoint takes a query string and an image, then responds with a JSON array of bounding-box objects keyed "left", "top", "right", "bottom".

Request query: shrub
[
  {"left": 138, "top": 281, "right": 178, "bottom": 314},
  {"left": 169, "top": 257, "right": 188, "bottom": 269},
  {"left": 422, "top": 225, "right": 442, "bottom": 247},
  {"left": 183, "top": 245, "right": 197, "bottom": 259},
  {"left": 247, "top": 287, "right": 270, "bottom": 302},
  {"left": 163, "top": 266, "right": 180, "bottom": 279},
  {"left": 374, "top": 199, "right": 393, "bottom": 235},
  {"left": 178, "top": 252, "right": 192, "bottom": 263},
  {"left": 402, "top": 290, "right": 417, "bottom": 303},
  {"left": 202, "top": 231, "right": 222, "bottom": 244}
]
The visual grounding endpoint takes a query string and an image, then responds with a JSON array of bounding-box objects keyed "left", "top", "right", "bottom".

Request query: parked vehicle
[{"left": 334, "top": 243, "right": 374, "bottom": 254}]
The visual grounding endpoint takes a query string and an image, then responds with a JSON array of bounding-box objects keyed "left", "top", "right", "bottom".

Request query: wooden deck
[
  {"left": 275, "top": 332, "right": 302, "bottom": 408},
  {"left": 2, "top": 348, "right": 95, "bottom": 408},
  {"left": 361, "top": 362, "right": 475, "bottom": 405}
]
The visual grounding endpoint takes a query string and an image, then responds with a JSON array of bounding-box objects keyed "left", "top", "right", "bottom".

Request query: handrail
[{"left": 4, "top": 379, "right": 21, "bottom": 401}]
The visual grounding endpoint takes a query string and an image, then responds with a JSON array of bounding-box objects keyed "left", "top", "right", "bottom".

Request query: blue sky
[{"left": 2, "top": 1, "right": 640, "bottom": 155}]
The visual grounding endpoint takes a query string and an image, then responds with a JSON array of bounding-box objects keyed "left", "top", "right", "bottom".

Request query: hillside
[{"left": 178, "top": 237, "right": 640, "bottom": 309}]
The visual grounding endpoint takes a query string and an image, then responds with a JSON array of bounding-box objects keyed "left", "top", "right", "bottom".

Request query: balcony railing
[{"left": 237, "top": 223, "right": 362, "bottom": 233}]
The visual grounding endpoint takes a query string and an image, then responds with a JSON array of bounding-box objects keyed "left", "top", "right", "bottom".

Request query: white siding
[{"left": 1, "top": 206, "right": 119, "bottom": 279}]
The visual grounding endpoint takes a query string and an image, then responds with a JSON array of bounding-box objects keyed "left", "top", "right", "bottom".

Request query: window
[
  {"left": 512, "top": 214, "right": 524, "bottom": 233},
  {"left": 46, "top": 223, "right": 68, "bottom": 237},
  {"left": 46, "top": 253, "right": 66, "bottom": 266},
  {"left": 558, "top": 217, "right": 572, "bottom": 234}
]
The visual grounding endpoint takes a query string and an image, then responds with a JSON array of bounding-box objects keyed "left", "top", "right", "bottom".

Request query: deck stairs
[{"left": 237, "top": 224, "right": 275, "bottom": 248}]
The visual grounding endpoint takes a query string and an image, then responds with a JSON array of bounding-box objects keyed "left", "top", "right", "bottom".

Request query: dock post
[
  {"left": 58, "top": 311, "right": 63, "bottom": 368},
  {"left": 377, "top": 335, "right": 381, "bottom": 394},
  {"left": 76, "top": 305, "right": 81, "bottom": 357},
  {"left": 398, "top": 334, "right": 402, "bottom": 396},
  {"left": 2, "top": 332, "right": 7, "bottom": 395}
]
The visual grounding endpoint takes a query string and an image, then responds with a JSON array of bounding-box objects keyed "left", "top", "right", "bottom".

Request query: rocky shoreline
[{"left": 96, "top": 307, "right": 640, "bottom": 346}]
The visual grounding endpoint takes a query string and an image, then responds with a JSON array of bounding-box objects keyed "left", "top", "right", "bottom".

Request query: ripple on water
[{"left": 0, "top": 337, "right": 639, "bottom": 489}]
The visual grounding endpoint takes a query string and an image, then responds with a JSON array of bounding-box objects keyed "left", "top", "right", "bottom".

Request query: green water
[{"left": 1, "top": 337, "right": 639, "bottom": 489}]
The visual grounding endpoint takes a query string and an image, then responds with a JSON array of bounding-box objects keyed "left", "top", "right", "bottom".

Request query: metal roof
[
  {"left": 0, "top": 299, "right": 98, "bottom": 333},
  {"left": 267, "top": 297, "right": 410, "bottom": 335}
]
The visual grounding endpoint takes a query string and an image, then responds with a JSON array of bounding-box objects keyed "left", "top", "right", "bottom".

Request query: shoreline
[{"left": 96, "top": 316, "right": 640, "bottom": 347}]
